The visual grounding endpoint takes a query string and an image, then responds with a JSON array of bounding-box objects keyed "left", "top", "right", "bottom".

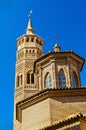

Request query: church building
[{"left": 14, "top": 14, "right": 86, "bottom": 130}]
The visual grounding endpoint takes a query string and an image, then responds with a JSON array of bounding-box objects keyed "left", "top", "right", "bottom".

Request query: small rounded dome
[{"left": 54, "top": 43, "right": 61, "bottom": 52}]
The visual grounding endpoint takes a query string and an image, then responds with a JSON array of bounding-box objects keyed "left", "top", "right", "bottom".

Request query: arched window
[
  {"left": 31, "top": 73, "right": 34, "bottom": 84},
  {"left": 26, "top": 50, "right": 28, "bottom": 54},
  {"left": 21, "top": 74, "right": 22, "bottom": 85},
  {"left": 17, "top": 76, "right": 19, "bottom": 86},
  {"left": 36, "top": 39, "right": 38, "bottom": 43},
  {"left": 33, "top": 50, "right": 35, "bottom": 53},
  {"left": 31, "top": 38, "right": 34, "bottom": 42},
  {"left": 26, "top": 37, "right": 29, "bottom": 42},
  {"left": 58, "top": 69, "right": 66, "bottom": 89},
  {"left": 39, "top": 41, "right": 42, "bottom": 46},
  {"left": 29, "top": 50, "right": 31, "bottom": 53},
  {"left": 27, "top": 73, "right": 30, "bottom": 84},
  {"left": 45, "top": 73, "right": 52, "bottom": 88},
  {"left": 17, "top": 73, "right": 23, "bottom": 87},
  {"left": 72, "top": 72, "right": 78, "bottom": 88}
]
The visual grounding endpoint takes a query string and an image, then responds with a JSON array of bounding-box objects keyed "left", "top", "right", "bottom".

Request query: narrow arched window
[
  {"left": 31, "top": 73, "right": 34, "bottom": 84},
  {"left": 17, "top": 73, "right": 23, "bottom": 87},
  {"left": 27, "top": 73, "right": 30, "bottom": 84},
  {"left": 26, "top": 37, "right": 29, "bottom": 42},
  {"left": 17, "top": 76, "right": 19, "bottom": 87},
  {"left": 39, "top": 41, "right": 42, "bottom": 46},
  {"left": 33, "top": 50, "right": 35, "bottom": 53},
  {"left": 45, "top": 73, "right": 52, "bottom": 88},
  {"left": 29, "top": 50, "right": 31, "bottom": 53},
  {"left": 58, "top": 69, "right": 66, "bottom": 89},
  {"left": 72, "top": 72, "right": 78, "bottom": 88},
  {"left": 26, "top": 50, "right": 28, "bottom": 54},
  {"left": 36, "top": 39, "right": 38, "bottom": 43},
  {"left": 31, "top": 38, "right": 34, "bottom": 42},
  {"left": 21, "top": 74, "right": 22, "bottom": 85}
]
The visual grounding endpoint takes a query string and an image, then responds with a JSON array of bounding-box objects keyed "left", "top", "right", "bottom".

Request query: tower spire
[{"left": 26, "top": 10, "right": 34, "bottom": 34}]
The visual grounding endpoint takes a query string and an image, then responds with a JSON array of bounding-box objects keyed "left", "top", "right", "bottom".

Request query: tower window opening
[
  {"left": 26, "top": 50, "right": 28, "bottom": 54},
  {"left": 31, "top": 38, "right": 34, "bottom": 42},
  {"left": 33, "top": 50, "right": 35, "bottom": 53},
  {"left": 45, "top": 73, "right": 52, "bottom": 88},
  {"left": 36, "top": 39, "right": 38, "bottom": 43},
  {"left": 17, "top": 76, "right": 19, "bottom": 86},
  {"left": 27, "top": 73, "right": 30, "bottom": 84},
  {"left": 58, "top": 69, "right": 66, "bottom": 89},
  {"left": 26, "top": 37, "right": 29, "bottom": 42},
  {"left": 29, "top": 50, "right": 31, "bottom": 53},
  {"left": 21, "top": 74, "right": 22, "bottom": 85},
  {"left": 17, "top": 74, "right": 23, "bottom": 87},
  {"left": 39, "top": 41, "right": 42, "bottom": 46},
  {"left": 31, "top": 73, "right": 34, "bottom": 84}
]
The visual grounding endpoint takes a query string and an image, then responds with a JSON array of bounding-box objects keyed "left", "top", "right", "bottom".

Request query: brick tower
[
  {"left": 15, "top": 15, "right": 44, "bottom": 103},
  {"left": 14, "top": 13, "right": 44, "bottom": 129}
]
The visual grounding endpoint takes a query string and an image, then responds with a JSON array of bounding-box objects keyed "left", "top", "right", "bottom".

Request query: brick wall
[
  {"left": 21, "top": 98, "right": 51, "bottom": 130},
  {"left": 49, "top": 96, "right": 86, "bottom": 124}
]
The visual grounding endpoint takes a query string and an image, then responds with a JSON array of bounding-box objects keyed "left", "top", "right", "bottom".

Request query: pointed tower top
[{"left": 26, "top": 10, "right": 34, "bottom": 35}]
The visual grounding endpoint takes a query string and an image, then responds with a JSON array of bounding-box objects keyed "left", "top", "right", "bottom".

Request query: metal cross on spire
[
  {"left": 26, "top": 10, "right": 34, "bottom": 34},
  {"left": 54, "top": 34, "right": 60, "bottom": 48},
  {"left": 28, "top": 10, "right": 33, "bottom": 19}
]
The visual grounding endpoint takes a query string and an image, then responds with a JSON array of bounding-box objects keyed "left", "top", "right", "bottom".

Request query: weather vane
[
  {"left": 54, "top": 34, "right": 58, "bottom": 43},
  {"left": 28, "top": 10, "right": 32, "bottom": 19}
]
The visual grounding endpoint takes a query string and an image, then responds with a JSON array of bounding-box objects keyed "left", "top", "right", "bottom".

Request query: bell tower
[{"left": 15, "top": 12, "right": 44, "bottom": 103}]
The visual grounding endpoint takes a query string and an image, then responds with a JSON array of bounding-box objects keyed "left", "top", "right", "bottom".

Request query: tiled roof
[
  {"left": 39, "top": 113, "right": 86, "bottom": 130},
  {"left": 17, "top": 87, "right": 86, "bottom": 106}
]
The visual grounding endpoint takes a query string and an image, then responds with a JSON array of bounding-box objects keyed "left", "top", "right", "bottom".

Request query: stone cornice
[
  {"left": 16, "top": 34, "right": 44, "bottom": 42},
  {"left": 16, "top": 87, "right": 86, "bottom": 122},
  {"left": 34, "top": 51, "right": 85, "bottom": 72}
]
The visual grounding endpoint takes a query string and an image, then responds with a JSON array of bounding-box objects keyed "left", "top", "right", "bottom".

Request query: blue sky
[{"left": 0, "top": 0, "right": 86, "bottom": 130}]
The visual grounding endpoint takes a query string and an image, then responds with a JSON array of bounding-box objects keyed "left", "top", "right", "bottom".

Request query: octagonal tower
[{"left": 15, "top": 16, "right": 44, "bottom": 103}]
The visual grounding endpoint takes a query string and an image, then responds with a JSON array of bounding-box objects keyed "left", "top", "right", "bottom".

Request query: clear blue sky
[{"left": 0, "top": 0, "right": 86, "bottom": 130}]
